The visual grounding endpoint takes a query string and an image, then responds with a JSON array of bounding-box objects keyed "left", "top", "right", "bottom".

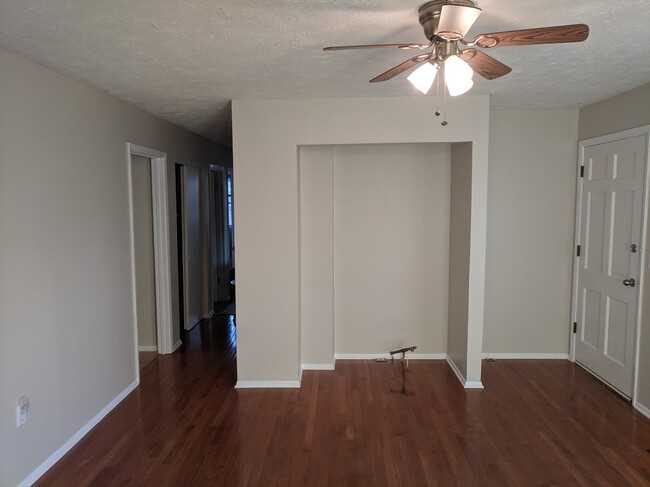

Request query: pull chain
[
  {"left": 433, "top": 62, "right": 448, "bottom": 126},
  {"left": 441, "top": 62, "right": 448, "bottom": 126},
  {"left": 435, "top": 63, "right": 441, "bottom": 118}
]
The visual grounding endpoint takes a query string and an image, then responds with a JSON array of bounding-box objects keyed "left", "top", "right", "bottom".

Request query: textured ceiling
[{"left": 0, "top": 0, "right": 648, "bottom": 147}]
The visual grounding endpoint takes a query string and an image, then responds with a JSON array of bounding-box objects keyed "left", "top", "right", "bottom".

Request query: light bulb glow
[
  {"left": 407, "top": 62, "right": 438, "bottom": 94},
  {"left": 444, "top": 55, "right": 474, "bottom": 96},
  {"left": 446, "top": 77, "right": 473, "bottom": 96}
]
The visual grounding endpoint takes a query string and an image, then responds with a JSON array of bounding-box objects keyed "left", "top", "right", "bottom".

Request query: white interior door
[
  {"left": 184, "top": 165, "right": 203, "bottom": 331},
  {"left": 575, "top": 134, "right": 647, "bottom": 398}
]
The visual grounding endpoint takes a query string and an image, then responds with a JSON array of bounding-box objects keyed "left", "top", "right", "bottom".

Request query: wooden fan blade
[
  {"left": 459, "top": 49, "right": 512, "bottom": 80},
  {"left": 472, "top": 23, "right": 589, "bottom": 48},
  {"left": 369, "top": 53, "right": 432, "bottom": 83},
  {"left": 323, "top": 43, "right": 427, "bottom": 51}
]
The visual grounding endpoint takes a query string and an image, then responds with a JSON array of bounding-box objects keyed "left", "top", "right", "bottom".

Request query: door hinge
[
  {"left": 576, "top": 245, "right": 581, "bottom": 257},
  {"left": 580, "top": 166, "right": 584, "bottom": 178},
  {"left": 573, "top": 322, "right": 577, "bottom": 334}
]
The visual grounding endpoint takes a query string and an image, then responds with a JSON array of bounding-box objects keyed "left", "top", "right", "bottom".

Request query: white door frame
[
  {"left": 570, "top": 125, "right": 650, "bottom": 404},
  {"left": 127, "top": 143, "right": 175, "bottom": 359}
]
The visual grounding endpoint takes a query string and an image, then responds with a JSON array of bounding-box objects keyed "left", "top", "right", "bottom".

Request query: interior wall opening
[
  {"left": 211, "top": 166, "right": 235, "bottom": 309},
  {"left": 300, "top": 142, "right": 466, "bottom": 368},
  {"left": 131, "top": 154, "right": 158, "bottom": 370}
]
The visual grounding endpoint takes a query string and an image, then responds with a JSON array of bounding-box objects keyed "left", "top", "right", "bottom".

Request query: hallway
[{"left": 37, "top": 314, "right": 650, "bottom": 485}]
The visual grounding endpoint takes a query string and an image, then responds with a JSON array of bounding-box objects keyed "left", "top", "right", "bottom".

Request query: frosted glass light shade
[
  {"left": 438, "top": 4, "right": 482, "bottom": 38},
  {"left": 407, "top": 62, "right": 438, "bottom": 94},
  {"left": 446, "top": 77, "right": 473, "bottom": 96},
  {"left": 444, "top": 55, "right": 474, "bottom": 96}
]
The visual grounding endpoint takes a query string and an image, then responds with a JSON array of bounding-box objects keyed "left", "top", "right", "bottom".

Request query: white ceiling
[{"left": 0, "top": 0, "right": 648, "bottom": 147}]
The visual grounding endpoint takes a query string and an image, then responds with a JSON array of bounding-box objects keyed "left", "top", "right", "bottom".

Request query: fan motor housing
[{"left": 418, "top": 0, "right": 478, "bottom": 40}]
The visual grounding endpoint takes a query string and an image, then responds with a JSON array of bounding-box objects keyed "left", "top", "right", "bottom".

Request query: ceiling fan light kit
[
  {"left": 324, "top": 0, "right": 589, "bottom": 99},
  {"left": 443, "top": 55, "right": 474, "bottom": 96},
  {"left": 407, "top": 61, "right": 438, "bottom": 94}
]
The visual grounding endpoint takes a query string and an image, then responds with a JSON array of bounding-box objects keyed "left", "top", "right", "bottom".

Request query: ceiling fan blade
[
  {"left": 472, "top": 23, "right": 589, "bottom": 48},
  {"left": 323, "top": 43, "right": 427, "bottom": 51},
  {"left": 438, "top": 4, "right": 482, "bottom": 38},
  {"left": 370, "top": 53, "right": 432, "bottom": 83},
  {"left": 459, "top": 49, "right": 512, "bottom": 80}
]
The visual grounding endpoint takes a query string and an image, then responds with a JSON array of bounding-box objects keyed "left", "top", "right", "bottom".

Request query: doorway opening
[
  {"left": 127, "top": 143, "right": 175, "bottom": 381},
  {"left": 175, "top": 163, "right": 186, "bottom": 337},
  {"left": 131, "top": 154, "right": 158, "bottom": 370},
  {"left": 211, "top": 166, "right": 235, "bottom": 316},
  {"left": 298, "top": 142, "right": 477, "bottom": 387}
]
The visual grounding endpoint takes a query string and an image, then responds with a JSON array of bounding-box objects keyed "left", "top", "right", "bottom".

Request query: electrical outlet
[{"left": 16, "top": 396, "right": 29, "bottom": 427}]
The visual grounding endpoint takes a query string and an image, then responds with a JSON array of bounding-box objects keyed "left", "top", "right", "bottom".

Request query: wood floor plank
[{"left": 36, "top": 314, "right": 650, "bottom": 486}]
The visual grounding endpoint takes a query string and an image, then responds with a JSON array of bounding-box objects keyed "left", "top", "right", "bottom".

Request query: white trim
[
  {"left": 482, "top": 353, "right": 569, "bottom": 360},
  {"left": 235, "top": 380, "right": 301, "bottom": 389},
  {"left": 302, "top": 363, "right": 336, "bottom": 370},
  {"left": 172, "top": 340, "right": 183, "bottom": 352},
  {"left": 580, "top": 125, "right": 650, "bottom": 147},
  {"left": 446, "top": 355, "right": 484, "bottom": 389},
  {"left": 127, "top": 144, "right": 174, "bottom": 356},
  {"left": 150, "top": 151, "right": 174, "bottom": 354},
  {"left": 569, "top": 139, "right": 584, "bottom": 363},
  {"left": 446, "top": 355, "right": 466, "bottom": 384},
  {"left": 126, "top": 146, "right": 141, "bottom": 384},
  {"left": 633, "top": 126, "right": 650, "bottom": 405},
  {"left": 633, "top": 400, "right": 650, "bottom": 420},
  {"left": 18, "top": 380, "right": 139, "bottom": 487},
  {"left": 334, "top": 353, "right": 446, "bottom": 360},
  {"left": 138, "top": 345, "right": 158, "bottom": 352}
]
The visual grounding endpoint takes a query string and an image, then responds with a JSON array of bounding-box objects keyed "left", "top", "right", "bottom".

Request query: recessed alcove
[
  {"left": 232, "top": 96, "right": 489, "bottom": 388},
  {"left": 300, "top": 141, "right": 474, "bottom": 384}
]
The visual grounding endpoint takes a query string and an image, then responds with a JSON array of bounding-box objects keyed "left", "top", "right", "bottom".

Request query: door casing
[{"left": 127, "top": 143, "right": 175, "bottom": 365}]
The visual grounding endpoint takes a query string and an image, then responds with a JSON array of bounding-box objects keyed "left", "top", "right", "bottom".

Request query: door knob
[{"left": 623, "top": 278, "right": 636, "bottom": 287}]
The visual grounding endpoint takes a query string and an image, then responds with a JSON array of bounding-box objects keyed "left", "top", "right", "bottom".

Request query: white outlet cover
[{"left": 16, "top": 396, "right": 29, "bottom": 427}]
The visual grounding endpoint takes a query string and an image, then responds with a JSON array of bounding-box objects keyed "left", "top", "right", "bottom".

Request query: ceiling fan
[{"left": 324, "top": 0, "right": 589, "bottom": 97}]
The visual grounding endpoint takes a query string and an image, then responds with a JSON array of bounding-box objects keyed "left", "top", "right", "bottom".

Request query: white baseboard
[
  {"left": 302, "top": 363, "right": 336, "bottom": 370},
  {"left": 446, "top": 355, "right": 466, "bottom": 385},
  {"left": 138, "top": 345, "right": 157, "bottom": 352},
  {"left": 235, "top": 380, "right": 301, "bottom": 389},
  {"left": 19, "top": 379, "right": 139, "bottom": 487},
  {"left": 334, "top": 353, "right": 446, "bottom": 360},
  {"left": 482, "top": 353, "right": 568, "bottom": 360},
  {"left": 172, "top": 340, "right": 183, "bottom": 352},
  {"left": 446, "top": 356, "right": 484, "bottom": 389},
  {"left": 633, "top": 400, "right": 650, "bottom": 419}
]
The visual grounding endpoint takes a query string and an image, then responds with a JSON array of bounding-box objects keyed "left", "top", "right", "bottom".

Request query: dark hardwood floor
[{"left": 38, "top": 314, "right": 650, "bottom": 486}]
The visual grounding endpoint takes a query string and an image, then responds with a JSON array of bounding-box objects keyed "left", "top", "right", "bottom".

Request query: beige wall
[
  {"left": 299, "top": 146, "right": 335, "bottom": 366},
  {"left": 448, "top": 143, "right": 472, "bottom": 378},
  {"left": 483, "top": 109, "right": 579, "bottom": 355},
  {"left": 0, "top": 47, "right": 229, "bottom": 486},
  {"left": 232, "top": 96, "right": 490, "bottom": 386},
  {"left": 131, "top": 155, "right": 157, "bottom": 349},
  {"left": 577, "top": 83, "right": 650, "bottom": 412},
  {"left": 333, "top": 143, "right": 450, "bottom": 355},
  {"left": 578, "top": 83, "right": 650, "bottom": 141}
]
